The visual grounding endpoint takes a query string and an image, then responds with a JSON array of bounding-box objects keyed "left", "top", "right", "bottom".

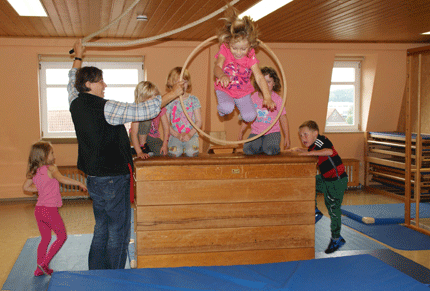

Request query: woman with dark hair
[{"left": 67, "top": 39, "right": 184, "bottom": 270}]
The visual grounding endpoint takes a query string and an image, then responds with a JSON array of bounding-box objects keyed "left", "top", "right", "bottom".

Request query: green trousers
[{"left": 315, "top": 174, "right": 348, "bottom": 238}]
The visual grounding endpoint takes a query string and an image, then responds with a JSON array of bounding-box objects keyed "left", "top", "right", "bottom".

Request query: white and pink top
[{"left": 249, "top": 91, "right": 286, "bottom": 135}]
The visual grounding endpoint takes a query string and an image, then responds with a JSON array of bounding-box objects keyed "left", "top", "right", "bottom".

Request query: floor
[
  {"left": 1, "top": 189, "right": 430, "bottom": 288},
  {"left": 0, "top": 199, "right": 95, "bottom": 288}
]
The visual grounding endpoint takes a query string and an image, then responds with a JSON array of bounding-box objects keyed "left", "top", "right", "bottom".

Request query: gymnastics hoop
[{"left": 179, "top": 36, "right": 288, "bottom": 145}]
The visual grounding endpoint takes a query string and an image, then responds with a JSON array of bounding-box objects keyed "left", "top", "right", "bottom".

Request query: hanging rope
[
  {"left": 179, "top": 36, "right": 288, "bottom": 145},
  {"left": 70, "top": 0, "right": 240, "bottom": 53}
]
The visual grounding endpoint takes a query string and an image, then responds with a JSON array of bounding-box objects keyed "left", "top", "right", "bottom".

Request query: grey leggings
[{"left": 243, "top": 132, "right": 281, "bottom": 156}]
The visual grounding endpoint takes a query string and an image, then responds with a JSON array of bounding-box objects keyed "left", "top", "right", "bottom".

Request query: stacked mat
[{"left": 341, "top": 203, "right": 430, "bottom": 250}]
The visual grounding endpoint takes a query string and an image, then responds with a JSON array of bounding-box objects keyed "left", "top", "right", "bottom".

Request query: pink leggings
[{"left": 34, "top": 206, "right": 67, "bottom": 267}]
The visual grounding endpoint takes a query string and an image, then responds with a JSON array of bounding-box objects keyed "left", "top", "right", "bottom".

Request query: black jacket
[{"left": 70, "top": 92, "right": 132, "bottom": 176}]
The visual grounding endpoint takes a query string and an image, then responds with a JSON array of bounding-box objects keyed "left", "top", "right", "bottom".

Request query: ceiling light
[
  {"left": 239, "top": 0, "right": 294, "bottom": 21},
  {"left": 421, "top": 31, "right": 430, "bottom": 35},
  {"left": 7, "top": 0, "right": 47, "bottom": 17}
]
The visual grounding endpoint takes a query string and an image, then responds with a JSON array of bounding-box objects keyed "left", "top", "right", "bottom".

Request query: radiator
[
  {"left": 57, "top": 166, "right": 89, "bottom": 198},
  {"left": 317, "top": 158, "right": 361, "bottom": 189}
]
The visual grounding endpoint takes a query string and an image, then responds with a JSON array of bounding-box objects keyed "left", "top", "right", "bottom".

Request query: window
[
  {"left": 39, "top": 60, "right": 144, "bottom": 138},
  {"left": 325, "top": 60, "right": 361, "bottom": 132}
]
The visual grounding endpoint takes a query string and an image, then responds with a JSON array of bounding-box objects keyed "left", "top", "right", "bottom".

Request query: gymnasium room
[{"left": 1, "top": 0, "right": 430, "bottom": 290}]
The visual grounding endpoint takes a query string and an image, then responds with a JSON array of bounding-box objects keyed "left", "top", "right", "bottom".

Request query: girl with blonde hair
[
  {"left": 130, "top": 81, "right": 170, "bottom": 158},
  {"left": 165, "top": 67, "right": 202, "bottom": 157},
  {"left": 23, "top": 141, "right": 87, "bottom": 276},
  {"left": 214, "top": 7, "right": 276, "bottom": 122}
]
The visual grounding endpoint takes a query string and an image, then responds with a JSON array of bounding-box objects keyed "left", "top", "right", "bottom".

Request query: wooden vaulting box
[{"left": 134, "top": 153, "right": 317, "bottom": 268}]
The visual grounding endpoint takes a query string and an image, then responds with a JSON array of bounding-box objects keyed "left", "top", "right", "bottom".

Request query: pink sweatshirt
[{"left": 214, "top": 43, "right": 259, "bottom": 99}]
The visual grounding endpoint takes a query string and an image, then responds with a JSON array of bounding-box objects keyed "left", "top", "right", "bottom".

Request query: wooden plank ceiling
[{"left": 1, "top": 0, "right": 430, "bottom": 43}]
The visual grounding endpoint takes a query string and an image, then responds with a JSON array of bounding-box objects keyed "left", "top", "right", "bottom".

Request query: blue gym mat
[
  {"left": 315, "top": 216, "right": 386, "bottom": 252},
  {"left": 9, "top": 209, "right": 429, "bottom": 291},
  {"left": 342, "top": 216, "right": 430, "bottom": 251},
  {"left": 46, "top": 255, "right": 430, "bottom": 291},
  {"left": 2, "top": 234, "right": 134, "bottom": 291},
  {"left": 341, "top": 203, "right": 430, "bottom": 224},
  {"left": 3, "top": 215, "right": 386, "bottom": 291}
]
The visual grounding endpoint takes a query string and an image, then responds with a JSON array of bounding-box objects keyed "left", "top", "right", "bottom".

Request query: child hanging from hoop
[
  {"left": 23, "top": 141, "right": 87, "bottom": 276},
  {"left": 214, "top": 7, "right": 276, "bottom": 122}
]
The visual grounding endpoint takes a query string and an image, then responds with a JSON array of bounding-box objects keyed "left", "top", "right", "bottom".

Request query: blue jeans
[
  {"left": 87, "top": 175, "right": 131, "bottom": 270},
  {"left": 244, "top": 132, "right": 281, "bottom": 156}
]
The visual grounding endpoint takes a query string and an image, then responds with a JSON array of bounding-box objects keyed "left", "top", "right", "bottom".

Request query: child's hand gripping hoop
[{"left": 179, "top": 36, "right": 288, "bottom": 145}]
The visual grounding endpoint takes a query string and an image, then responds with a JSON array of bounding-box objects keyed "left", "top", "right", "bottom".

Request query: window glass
[
  {"left": 331, "top": 68, "right": 355, "bottom": 82},
  {"left": 40, "top": 62, "right": 143, "bottom": 138},
  {"left": 326, "top": 61, "right": 361, "bottom": 132},
  {"left": 105, "top": 87, "right": 136, "bottom": 103},
  {"left": 103, "top": 69, "right": 139, "bottom": 85},
  {"left": 46, "top": 69, "right": 69, "bottom": 85}
]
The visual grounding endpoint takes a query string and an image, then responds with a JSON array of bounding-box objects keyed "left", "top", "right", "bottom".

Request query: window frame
[
  {"left": 325, "top": 60, "right": 362, "bottom": 133},
  {"left": 39, "top": 60, "right": 144, "bottom": 139}
]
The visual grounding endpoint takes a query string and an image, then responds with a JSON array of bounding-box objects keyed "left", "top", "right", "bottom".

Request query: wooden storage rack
[{"left": 365, "top": 131, "right": 430, "bottom": 201}]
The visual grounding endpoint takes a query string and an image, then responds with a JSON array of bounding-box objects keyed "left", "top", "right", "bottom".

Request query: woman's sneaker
[{"left": 325, "top": 236, "right": 346, "bottom": 254}]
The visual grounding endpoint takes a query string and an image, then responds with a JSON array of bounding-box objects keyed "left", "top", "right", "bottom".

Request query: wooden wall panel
[
  {"left": 136, "top": 177, "right": 315, "bottom": 206},
  {"left": 135, "top": 201, "right": 314, "bottom": 231},
  {"left": 136, "top": 163, "right": 316, "bottom": 181},
  {"left": 136, "top": 225, "right": 314, "bottom": 255},
  {"left": 137, "top": 248, "right": 315, "bottom": 268}
]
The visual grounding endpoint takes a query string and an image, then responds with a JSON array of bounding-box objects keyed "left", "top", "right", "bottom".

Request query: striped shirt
[
  {"left": 68, "top": 68, "right": 161, "bottom": 125},
  {"left": 309, "top": 134, "right": 347, "bottom": 181}
]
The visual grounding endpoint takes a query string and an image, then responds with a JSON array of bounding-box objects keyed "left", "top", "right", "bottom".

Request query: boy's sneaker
[
  {"left": 325, "top": 236, "right": 346, "bottom": 254},
  {"left": 315, "top": 209, "right": 323, "bottom": 224}
]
